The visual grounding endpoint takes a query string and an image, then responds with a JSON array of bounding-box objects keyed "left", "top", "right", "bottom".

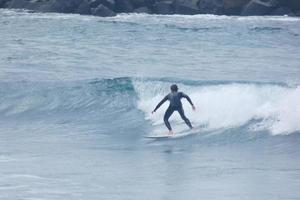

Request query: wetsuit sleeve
[
  {"left": 153, "top": 95, "right": 168, "bottom": 112},
  {"left": 181, "top": 92, "right": 194, "bottom": 106}
]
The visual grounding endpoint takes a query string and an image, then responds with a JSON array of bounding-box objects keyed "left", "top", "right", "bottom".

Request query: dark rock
[
  {"left": 270, "top": 7, "right": 293, "bottom": 15},
  {"left": 198, "top": 0, "right": 224, "bottom": 14},
  {"left": 76, "top": 0, "right": 91, "bottom": 14},
  {"left": 223, "top": 0, "right": 250, "bottom": 15},
  {"left": 0, "top": 0, "right": 7, "bottom": 7},
  {"left": 173, "top": 0, "right": 200, "bottom": 15},
  {"left": 130, "top": 0, "right": 153, "bottom": 8},
  {"left": 278, "top": 0, "right": 300, "bottom": 11},
  {"left": 87, "top": 0, "right": 101, "bottom": 8},
  {"left": 7, "top": 0, "right": 28, "bottom": 9},
  {"left": 2, "top": 0, "right": 298, "bottom": 16},
  {"left": 6, "top": 0, "right": 52, "bottom": 11},
  {"left": 152, "top": 1, "right": 173, "bottom": 14},
  {"left": 115, "top": 0, "right": 133, "bottom": 12},
  {"left": 88, "top": 0, "right": 115, "bottom": 10},
  {"left": 134, "top": 6, "right": 151, "bottom": 13},
  {"left": 23, "top": 1, "right": 48, "bottom": 12},
  {"left": 26, "top": 0, "right": 49, "bottom": 10},
  {"left": 223, "top": 0, "right": 250, "bottom": 9},
  {"left": 241, "top": 0, "right": 279, "bottom": 16},
  {"left": 92, "top": 4, "right": 116, "bottom": 16},
  {"left": 100, "top": 0, "right": 115, "bottom": 10},
  {"left": 37, "top": 0, "right": 83, "bottom": 13},
  {"left": 56, "top": 0, "right": 83, "bottom": 13}
]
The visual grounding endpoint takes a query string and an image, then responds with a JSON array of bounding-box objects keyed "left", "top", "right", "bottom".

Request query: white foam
[
  {"left": 134, "top": 80, "right": 300, "bottom": 135},
  {"left": 114, "top": 13, "right": 300, "bottom": 22},
  {"left": 269, "top": 86, "right": 300, "bottom": 135},
  {"left": 3, "top": 9, "right": 298, "bottom": 27}
]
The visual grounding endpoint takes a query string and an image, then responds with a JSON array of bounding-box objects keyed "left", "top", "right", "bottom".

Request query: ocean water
[{"left": 1, "top": 9, "right": 300, "bottom": 199}]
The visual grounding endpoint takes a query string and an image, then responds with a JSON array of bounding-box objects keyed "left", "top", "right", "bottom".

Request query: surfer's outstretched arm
[
  {"left": 152, "top": 95, "right": 168, "bottom": 113},
  {"left": 181, "top": 93, "right": 194, "bottom": 108}
]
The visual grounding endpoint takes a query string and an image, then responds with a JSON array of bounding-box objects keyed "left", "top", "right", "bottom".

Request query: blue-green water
[{"left": 0, "top": 9, "right": 300, "bottom": 200}]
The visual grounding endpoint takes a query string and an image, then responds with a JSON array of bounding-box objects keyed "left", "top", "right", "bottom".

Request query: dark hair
[{"left": 170, "top": 84, "right": 178, "bottom": 92}]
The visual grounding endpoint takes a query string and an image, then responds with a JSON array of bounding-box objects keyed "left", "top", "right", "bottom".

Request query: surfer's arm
[
  {"left": 153, "top": 95, "right": 168, "bottom": 112},
  {"left": 182, "top": 93, "right": 195, "bottom": 109}
]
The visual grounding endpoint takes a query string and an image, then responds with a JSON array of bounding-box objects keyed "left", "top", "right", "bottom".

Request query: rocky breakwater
[{"left": 0, "top": 0, "right": 300, "bottom": 17}]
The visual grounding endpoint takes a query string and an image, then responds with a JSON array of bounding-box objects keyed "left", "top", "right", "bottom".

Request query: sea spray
[{"left": 134, "top": 79, "right": 300, "bottom": 135}]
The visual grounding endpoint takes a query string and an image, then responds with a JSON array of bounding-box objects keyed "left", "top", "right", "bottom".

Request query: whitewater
[{"left": 1, "top": 9, "right": 300, "bottom": 200}]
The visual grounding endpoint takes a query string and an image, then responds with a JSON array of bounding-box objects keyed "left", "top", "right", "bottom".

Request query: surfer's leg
[
  {"left": 178, "top": 107, "right": 193, "bottom": 129},
  {"left": 164, "top": 107, "right": 174, "bottom": 131}
]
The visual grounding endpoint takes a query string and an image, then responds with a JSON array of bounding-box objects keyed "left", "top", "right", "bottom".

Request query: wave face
[
  {"left": 1, "top": 77, "right": 299, "bottom": 136},
  {"left": 0, "top": 78, "right": 135, "bottom": 120}
]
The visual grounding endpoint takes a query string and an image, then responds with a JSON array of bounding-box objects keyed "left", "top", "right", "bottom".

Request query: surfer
[{"left": 152, "top": 84, "right": 195, "bottom": 135}]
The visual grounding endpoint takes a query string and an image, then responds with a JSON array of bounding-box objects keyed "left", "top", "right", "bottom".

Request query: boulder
[
  {"left": 27, "top": 0, "right": 50, "bottom": 10},
  {"left": 198, "top": 0, "right": 224, "bottom": 14},
  {"left": 76, "top": 0, "right": 91, "bottom": 14},
  {"left": 36, "top": 0, "right": 83, "bottom": 13},
  {"left": 0, "top": 0, "right": 7, "bottom": 7},
  {"left": 130, "top": 0, "right": 153, "bottom": 8},
  {"left": 134, "top": 6, "right": 151, "bottom": 13},
  {"left": 6, "top": 0, "right": 54, "bottom": 12},
  {"left": 152, "top": 1, "right": 173, "bottom": 14},
  {"left": 278, "top": 0, "right": 300, "bottom": 11},
  {"left": 115, "top": 0, "right": 133, "bottom": 12},
  {"left": 100, "top": 0, "right": 115, "bottom": 10},
  {"left": 7, "top": 0, "right": 29, "bottom": 8},
  {"left": 87, "top": 0, "right": 101, "bottom": 8},
  {"left": 223, "top": 0, "right": 250, "bottom": 8},
  {"left": 270, "top": 7, "right": 294, "bottom": 15},
  {"left": 6, "top": 0, "right": 82, "bottom": 13},
  {"left": 92, "top": 4, "right": 116, "bottom": 16},
  {"left": 173, "top": 0, "right": 200, "bottom": 15},
  {"left": 223, "top": 0, "right": 250, "bottom": 14},
  {"left": 241, "top": 0, "right": 279, "bottom": 16},
  {"left": 88, "top": 0, "right": 115, "bottom": 9}
]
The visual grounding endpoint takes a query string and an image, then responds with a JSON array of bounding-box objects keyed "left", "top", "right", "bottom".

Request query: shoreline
[{"left": 1, "top": 0, "right": 300, "bottom": 17}]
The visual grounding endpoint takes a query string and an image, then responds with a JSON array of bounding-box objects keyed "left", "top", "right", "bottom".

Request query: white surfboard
[{"left": 146, "top": 127, "right": 200, "bottom": 139}]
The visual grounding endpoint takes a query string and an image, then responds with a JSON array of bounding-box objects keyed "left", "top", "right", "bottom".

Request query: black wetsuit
[{"left": 153, "top": 92, "right": 194, "bottom": 131}]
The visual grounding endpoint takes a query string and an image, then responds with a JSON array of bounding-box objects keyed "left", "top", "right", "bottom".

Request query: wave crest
[
  {"left": 134, "top": 78, "right": 300, "bottom": 135},
  {"left": 1, "top": 77, "right": 299, "bottom": 135}
]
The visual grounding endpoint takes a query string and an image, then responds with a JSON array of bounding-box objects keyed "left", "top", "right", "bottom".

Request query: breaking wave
[{"left": 1, "top": 77, "right": 299, "bottom": 136}]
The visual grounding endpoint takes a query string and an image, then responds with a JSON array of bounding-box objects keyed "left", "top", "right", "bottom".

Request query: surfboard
[{"left": 146, "top": 127, "right": 200, "bottom": 139}]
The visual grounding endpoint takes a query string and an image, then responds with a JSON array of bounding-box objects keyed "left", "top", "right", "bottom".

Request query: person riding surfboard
[{"left": 152, "top": 84, "right": 195, "bottom": 135}]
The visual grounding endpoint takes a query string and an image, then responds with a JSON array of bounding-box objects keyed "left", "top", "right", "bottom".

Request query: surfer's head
[{"left": 170, "top": 84, "right": 178, "bottom": 92}]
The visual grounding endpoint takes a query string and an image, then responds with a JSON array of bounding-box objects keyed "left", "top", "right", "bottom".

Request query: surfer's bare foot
[{"left": 169, "top": 130, "right": 174, "bottom": 135}]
